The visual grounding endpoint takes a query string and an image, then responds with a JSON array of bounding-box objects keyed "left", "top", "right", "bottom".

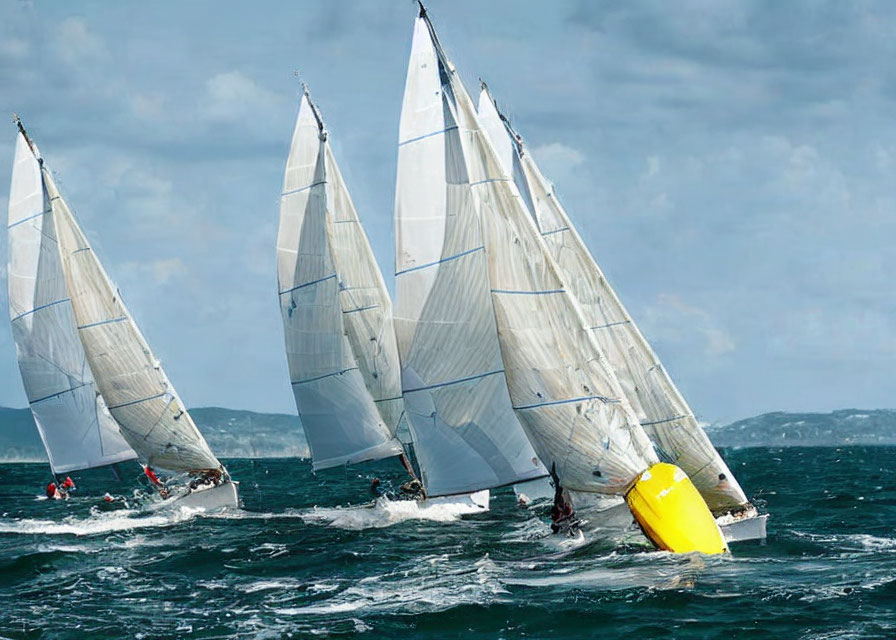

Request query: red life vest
[{"left": 46, "top": 483, "right": 57, "bottom": 498}]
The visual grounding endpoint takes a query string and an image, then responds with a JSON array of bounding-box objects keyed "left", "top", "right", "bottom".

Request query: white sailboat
[
  {"left": 404, "top": 6, "right": 728, "bottom": 554},
  {"left": 7, "top": 125, "right": 137, "bottom": 479},
  {"left": 476, "top": 85, "right": 767, "bottom": 542},
  {"left": 277, "top": 86, "right": 494, "bottom": 511},
  {"left": 9, "top": 118, "right": 237, "bottom": 510}
]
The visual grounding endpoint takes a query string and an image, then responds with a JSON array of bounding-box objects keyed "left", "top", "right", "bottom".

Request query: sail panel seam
[
  {"left": 30, "top": 382, "right": 91, "bottom": 405},
  {"left": 404, "top": 369, "right": 504, "bottom": 394},
  {"left": 640, "top": 414, "right": 690, "bottom": 427},
  {"left": 398, "top": 125, "right": 459, "bottom": 147},
  {"left": 279, "top": 273, "right": 337, "bottom": 296},
  {"left": 343, "top": 304, "right": 379, "bottom": 315},
  {"left": 107, "top": 392, "right": 169, "bottom": 411},
  {"left": 281, "top": 180, "right": 327, "bottom": 198},
  {"left": 395, "top": 246, "right": 483, "bottom": 276},
  {"left": 291, "top": 367, "right": 359, "bottom": 386},
  {"left": 514, "top": 395, "right": 616, "bottom": 410},
  {"left": 77, "top": 316, "right": 127, "bottom": 330},
  {"left": 470, "top": 177, "right": 510, "bottom": 186},
  {"left": 11, "top": 297, "right": 71, "bottom": 322},
  {"left": 7, "top": 208, "right": 51, "bottom": 229},
  {"left": 589, "top": 320, "right": 632, "bottom": 330},
  {"left": 491, "top": 288, "right": 564, "bottom": 296}
]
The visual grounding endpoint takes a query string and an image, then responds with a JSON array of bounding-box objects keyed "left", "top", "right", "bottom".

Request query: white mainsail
[
  {"left": 477, "top": 85, "right": 749, "bottom": 513},
  {"left": 277, "top": 90, "right": 404, "bottom": 470},
  {"left": 394, "top": 17, "right": 547, "bottom": 496},
  {"left": 47, "top": 165, "right": 221, "bottom": 474},
  {"left": 412, "top": 12, "right": 658, "bottom": 495},
  {"left": 7, "top": 129, "right": 136, "bottom": 474}
]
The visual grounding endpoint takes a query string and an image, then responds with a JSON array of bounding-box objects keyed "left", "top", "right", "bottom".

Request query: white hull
[
  {"left": 171, "top": 480, "right": 240, "bottom": 511},
  {"left": 421, "top": 489, "right": 489, "bottom": 512},
  {"left": 718, "top": 512, "right": 768, "bottom": 543}
]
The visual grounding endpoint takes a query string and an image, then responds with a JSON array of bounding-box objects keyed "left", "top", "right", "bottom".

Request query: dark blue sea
[{"left": 1, "top": 446, "right": 894, "bottom": 639}]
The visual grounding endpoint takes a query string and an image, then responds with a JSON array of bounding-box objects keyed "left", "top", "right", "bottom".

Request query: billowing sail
[
  {"left": 277, "top": 91, "right": 404, "bottom": 470},
  {"left": 414, "top": 14, "right": 657, "bottom": 494},
  {"left": 394, "top": 17, "right": 546, "bottom": 496},
  {"left": 477, "top": 86, "right": 748, "bottom": 513},
  {"left": 6, "top": 131, "right": 136, "bottom": 474},
  {"left": 47, "top": 169, "right": 220, "bottom": 474}
]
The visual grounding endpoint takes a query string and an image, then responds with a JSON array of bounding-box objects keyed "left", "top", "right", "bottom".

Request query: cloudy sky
[{"left": 1, "top": 0, "right": 893, "bottom": 422}]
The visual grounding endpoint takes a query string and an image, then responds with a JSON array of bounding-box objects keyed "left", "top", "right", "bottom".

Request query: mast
[
  {"left": 7, "top": 117, "right": 137, "bottom": 474},
  {"left": 477, "top": 84, "right": 749, "bottom": 514}
]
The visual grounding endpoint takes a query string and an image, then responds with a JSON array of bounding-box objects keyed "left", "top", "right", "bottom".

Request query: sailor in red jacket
[{"left": 143, "top": 466, "right": 169, "bottom": 499}]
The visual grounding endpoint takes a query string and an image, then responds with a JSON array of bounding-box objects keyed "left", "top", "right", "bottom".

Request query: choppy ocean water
[{"left": 1, "top": 446, "right": 894, "bottom": 639}]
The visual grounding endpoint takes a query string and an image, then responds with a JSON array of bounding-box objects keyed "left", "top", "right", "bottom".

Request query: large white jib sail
[
  {"left": 394, "top": 15, "right": 548, "bottom": 497},
  {"left": 476, "top": 84, "right": 749, "bottom": 514},
  {"left": 7, "top": 126, "right": 136, "bottom": 474},
  {"left": 408, "top": 8, "right": 666, "bottom": 497},
  {"left": 277, "top": 88, "right": 405, "bottom": 470},
  {"left": 35, "top": 148, "right": 223, "bottom": 476}
]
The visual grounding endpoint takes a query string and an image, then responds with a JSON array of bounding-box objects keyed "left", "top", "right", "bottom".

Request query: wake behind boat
[{"left": 7, "top": 117, "right": 238, "bottom": 512}]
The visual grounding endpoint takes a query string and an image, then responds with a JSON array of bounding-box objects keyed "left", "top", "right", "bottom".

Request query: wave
[{"left": 0, "top": 506, "right": 201, "bottom": 537}]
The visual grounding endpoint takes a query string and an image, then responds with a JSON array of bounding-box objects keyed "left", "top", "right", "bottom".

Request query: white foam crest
[
  {"left": 299, "top": 496, "right": 481, "bottom": 531},
  {"left": 273, "top": 554, "right": 509, "bottom": 616},
  {"left": 0, "top": 505, "right": 200, "bottom": 537}
]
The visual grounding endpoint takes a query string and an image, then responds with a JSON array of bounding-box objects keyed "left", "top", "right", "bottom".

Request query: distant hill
[
  {"left": 707, "top": 409, "right": 896, "bottom": 448},
  {"left": 0, "top": 406, "right": 308, "bottom": 463},
  {"left": 3, "top": 406, "right": 894, "bottom": 463}
]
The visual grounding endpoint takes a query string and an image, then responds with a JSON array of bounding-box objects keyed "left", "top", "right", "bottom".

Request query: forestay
[
  {"left": 419, "top": 12, "right": 658, "bottom": 495},
  {"left": 477, "top": 86, "right": 748, "bottom": 513},
  {"left": 277, "top": 91, "right": 404, "bottom": 470},
  {"left": 6, "top": 131, "right": 135, "bottom": 474},
  {"left": 394, "top": 17, "right": 546, "bottom": 496},
  {"left": 48, "top": 170, "right": 220, "bottom": 474}
]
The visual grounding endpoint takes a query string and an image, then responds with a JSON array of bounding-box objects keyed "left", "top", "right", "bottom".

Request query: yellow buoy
[{"left": 626, "top": 462, "right": 729, "bottom": 554}]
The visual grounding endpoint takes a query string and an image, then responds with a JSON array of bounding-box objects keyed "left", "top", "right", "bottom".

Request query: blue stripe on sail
[
  {"left": 404, "top": 369, "right": 504, "bottom": 394},
  {"left": 542, "top": 226, "right": 570, "bottom": 237},
  {"left": 107, "top": 392, "right": 169, "bottom": 411},
  {"left": 291, "top": 367, "right": 359, "bottom": 386},
  {"left": 395, "top": 246, "right": 483, "bottom": 276},
  {"left": 398, "top": 125, "right": 459, "bottom": 147},
  {"left": 640, "top": 414, "right": 689, "bottom": 427},
  {"left": 11, "top": 298, "right": 71, "bottom": 322},
  {"left": 374, "top": 396, "right": 403, "bottom": 403},
  {"left": 30, "top": 382, "right": 91, "bottom": 406},
  {"left": 279, "top": 273, "right": 337, "bottom": 296},
  {"left": 589, "top": 320, "right": 632, "bottom": 331},
  {"left": 72, "top": 247, "right": 92, "bottom": 255},
  {"left": 7, "top": 209, "right": 50, "bottom": 229},
  {"left": 343, "top": 304, "right": 379, "bottom": 315},
  {"left": 490, "top": 289, "right": 564, "bottom": 296},
  {"left": 470, "top": 177, "right": 510, "bottom": 186},
  {"left": 78, "top": 316, "right": 127, "bottom": 330},
  {"left": 281, "top": 180, "right": 327, "bottom": 198},
  {"left": 514, "top": 395, "right": 615, "bottom": 411}
]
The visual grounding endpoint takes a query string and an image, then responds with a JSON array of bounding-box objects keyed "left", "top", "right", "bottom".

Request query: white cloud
[
  {"left": 530, "top": 142, "right": 585, "bottom": 182},
  {"left": 202, "top": 70, "right": 285, "bottom": 123},
  {"left": 56, "top": 16, "right": 105, "bottom": 65}
]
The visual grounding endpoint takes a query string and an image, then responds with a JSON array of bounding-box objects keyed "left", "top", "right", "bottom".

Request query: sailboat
[
  {"left": 401, "top": 5, "right": 728, "bottom": 554},
  {"left": 476, "top": 85, "right": 767, "bottom": 543},
  {"left": 9, "top": 118, "right": 238, "bottom": 510},
  {"left": 7, "top": 126, "right": 137, "bottom": 482},
  {"left": 276, "top": 86, "right": 504, "bottom": 510}
]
